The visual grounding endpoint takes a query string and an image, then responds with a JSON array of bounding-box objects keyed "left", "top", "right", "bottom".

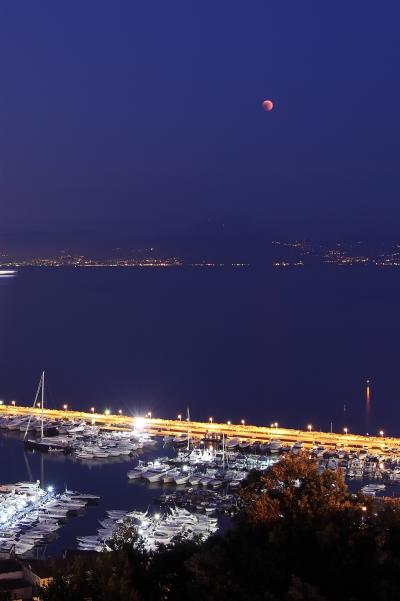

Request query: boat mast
[
  {"left": 186, "top": 407, "right": 190, "bottom": 452},
  {"left": 24, "top": 373, "right": 43, "bottom": 440},
  {"left": 41, "top": 371, "right": 45, "bottom": 440}
]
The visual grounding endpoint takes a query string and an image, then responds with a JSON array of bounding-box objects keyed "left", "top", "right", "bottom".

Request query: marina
[
  {"left": 3, "top": 392, "right": 400, "bottom": 560},
  {"left": 2, "top": 415, "right": 400, "bottom": 559},
  {"left": 0, "top": 480, "right": 97, "bottom": 556}
]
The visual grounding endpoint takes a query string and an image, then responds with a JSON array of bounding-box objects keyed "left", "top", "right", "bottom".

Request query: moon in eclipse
[{"left": 262, "top": 99, "right": 274, "bottom": 112}]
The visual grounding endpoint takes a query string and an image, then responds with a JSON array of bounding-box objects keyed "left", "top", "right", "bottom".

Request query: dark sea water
[
  {"left": 1, "top": 266, "right": 400, "bottom": 556},
  {"left": 0, "top": 267, "right": 400, "bottom": 435}
]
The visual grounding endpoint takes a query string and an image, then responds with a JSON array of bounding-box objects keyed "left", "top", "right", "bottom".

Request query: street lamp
[
  {"left": 36, "top": 403, "right": 40, "bottom": 408},
  {"left": 147, "top": 412, "right": 152, "bottom": 418},
  {"left": 118, "top": 409, "right": 122, "bottom": 415},
  {"left": 307, "top": 424, "right": 312, "bottom": 432},
  {"left": 11, "top": 401, "right": 15, "bottom": 407},
  {"left": 227, "top": 420, "right": 231, "bottom": 425},
  {"left": 91, "top": 407, "right": 95, "bottom": 414},
  {"left": 274, "top": 422, "right": 278, "bottom": 428},
  {"left": 343, "top": 427, "right": 348, "bottom": 435},
  {"left": 209, "top": 417, "right": 213, "bottom": 424},
  {"left": 104, "top": 409, "right": 110, "bottom": 416},
  {"left": 241, "top": 419, "right": 245, "bottom": 426},
  {"left": 63, "top": 404, "right": 68, "bottom": 411},
  {"left": 177, "top": 414, "right": 182, "bottom": 421},
  {"left": 379, "top": 430, "right": 384, "bottom": 437}
]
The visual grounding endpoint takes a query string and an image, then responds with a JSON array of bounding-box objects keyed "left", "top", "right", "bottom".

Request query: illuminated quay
[{"left": 0, "top": 404, "right": 398, "bottom": 455}]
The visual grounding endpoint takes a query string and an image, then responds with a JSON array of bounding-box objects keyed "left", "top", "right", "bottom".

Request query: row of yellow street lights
[{"left": 0, "top": 400, "right": 388, "bottom": 437}]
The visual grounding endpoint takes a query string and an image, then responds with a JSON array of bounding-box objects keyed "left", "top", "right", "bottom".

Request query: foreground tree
[{"left": 39, "top": 456, "right": 400, "bottom": 601}]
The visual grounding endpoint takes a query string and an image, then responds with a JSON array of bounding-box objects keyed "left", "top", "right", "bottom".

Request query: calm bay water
[
  {"left": 0, "top": 267, "right": 400, "bottom": 434},
  {"left": 1, "top": 266, "right": 400, "bottom": 555}
]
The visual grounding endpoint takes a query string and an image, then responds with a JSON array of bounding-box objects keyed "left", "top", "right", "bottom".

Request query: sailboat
[{"left": 23, "top": 372, "right": 67, "bottom": 452}]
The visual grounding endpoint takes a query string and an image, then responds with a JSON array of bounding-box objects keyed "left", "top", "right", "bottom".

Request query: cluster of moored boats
[
  {"left": 315, "top": 449, "right": 400, "bottom": 482},
  {"left": 0, "top": 481, "right": 98, "bottom": 556},
  {"left": 127, "top": 446, "right": 276, "bottom": 489},
  {"left": 77, "top": 506, "right": 218, "bottom": 552},
  {"left": 0, "top": 414, "right": 157, "bottom": 459},
  {"left": 157, "top": 488, "right": 240, "bottom": 516}
]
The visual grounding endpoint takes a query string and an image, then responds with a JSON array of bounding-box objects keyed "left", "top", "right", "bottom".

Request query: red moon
[{"left": 262, "top": 99, "right": 274, "bottom": 112}]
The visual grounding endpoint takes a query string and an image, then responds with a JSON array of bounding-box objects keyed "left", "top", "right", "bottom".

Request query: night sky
[{"left": 1, "top": 1, "right": 400, "bottom": 240}]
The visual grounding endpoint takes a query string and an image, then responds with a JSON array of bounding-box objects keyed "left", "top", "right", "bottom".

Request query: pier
[{"left": 0, "top": 404, "right": 398, "bottom": 454}]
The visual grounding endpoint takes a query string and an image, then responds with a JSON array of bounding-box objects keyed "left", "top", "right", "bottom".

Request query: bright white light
[
  {"left": 104, "top": 409, "right": 110, "bottom": 416},
  {"left": 154, "top": 513, "right": 160, "bottom": 520},
  {"left": 135, "top": 417, "right": 145, "bottom": 430},
  {"left": 47, "top": 485, "right": 54, "bottom": 492}
]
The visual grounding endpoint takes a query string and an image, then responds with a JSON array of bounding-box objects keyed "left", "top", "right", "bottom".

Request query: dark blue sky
[{"left": 1, "top": 1, "right": 400, "bottom": 240}]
